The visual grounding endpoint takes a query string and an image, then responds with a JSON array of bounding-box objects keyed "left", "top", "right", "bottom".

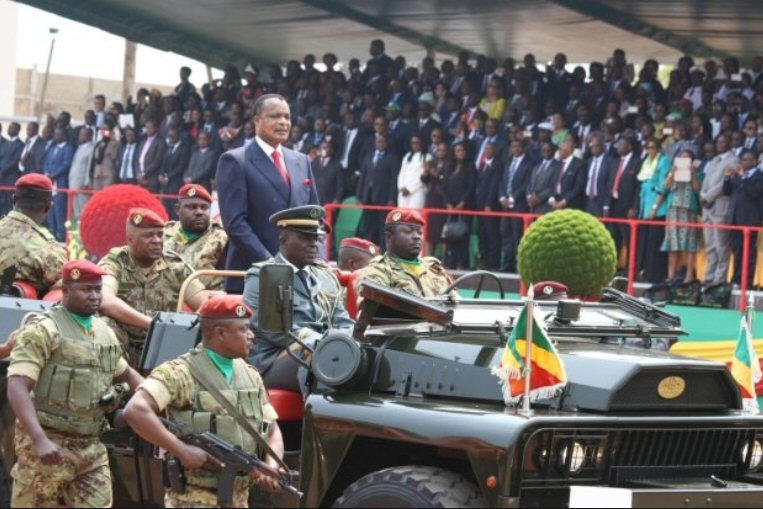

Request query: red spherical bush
[{"left": 80, "top": 185, "right": 168, "bottom": 258}]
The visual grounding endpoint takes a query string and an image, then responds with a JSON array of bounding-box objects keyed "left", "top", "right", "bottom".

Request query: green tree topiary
[{"left": 518, "top": 209, "right": 617, "bottom": 298}]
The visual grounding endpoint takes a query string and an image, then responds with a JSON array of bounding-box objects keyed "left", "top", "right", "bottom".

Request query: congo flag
[
  {"left": 492, "top": 303, "right": 568, "bottom": 405},
  {"left": 730, "top": 316, "right": 761, "bottom": 411}
]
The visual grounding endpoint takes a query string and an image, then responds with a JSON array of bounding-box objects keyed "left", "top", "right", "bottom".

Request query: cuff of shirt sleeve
[
  {"left": 138, "top": 378, "right": 171, "bottom": 411},
  {"left": 7, "top": 362, "right": 41, "bottom": 382},
  {"left": 115, "top": 357, "right": 129, "bottom": 378},
  {"left": 262, "top": 402, "right": 279, "bottom": 422}
]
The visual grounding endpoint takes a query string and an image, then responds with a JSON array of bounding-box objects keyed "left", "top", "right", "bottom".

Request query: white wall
[{"left": 0, "top": 0, "right": 18, "bottom": 117}]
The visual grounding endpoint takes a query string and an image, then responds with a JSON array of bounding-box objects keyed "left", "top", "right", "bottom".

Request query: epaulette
[{"left": 251, "top": 257, "right": 276, "bottom": 269}]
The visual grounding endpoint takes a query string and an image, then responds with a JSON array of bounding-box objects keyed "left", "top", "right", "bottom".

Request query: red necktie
[
  {"left": 272, "top": 150, "right": 291, "bottom": 188},
  {"left": 611, "top": 158, "right": 626, "bottom": 199}
]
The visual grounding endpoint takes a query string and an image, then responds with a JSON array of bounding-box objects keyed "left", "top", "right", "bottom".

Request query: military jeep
[{"left": 0, "top": 270, "right": 762, "bottom": 508}]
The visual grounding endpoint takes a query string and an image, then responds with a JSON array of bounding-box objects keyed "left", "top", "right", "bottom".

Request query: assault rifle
[{"left": 160, "top": 418, "right": 302, "bottom": 506}]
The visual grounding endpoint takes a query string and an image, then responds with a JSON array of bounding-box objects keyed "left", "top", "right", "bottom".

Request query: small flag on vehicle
[{"left": 730, "top": 316, "right": 761, "bottom": 413}]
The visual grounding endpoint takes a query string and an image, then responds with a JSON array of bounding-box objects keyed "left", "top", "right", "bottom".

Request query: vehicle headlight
[
  {"left": 558, "top": 441, "right": 586, "bottom": 474},
  {"left": 742, "top": 440, "right": 763, "bottom": 471}
]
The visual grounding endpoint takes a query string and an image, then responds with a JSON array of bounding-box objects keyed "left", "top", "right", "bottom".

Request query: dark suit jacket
[
  {"left": 724, "top": 171, "right": 763, "bottom": 226},
  {"left": 339, "top": 127, "right": 368, "bottom": 174},
  {"left": 136, "top": 135, "right": 166, "bottom": 192},
  {"left": 185, "top": 147, "right": 218, "bottom": 191},
  {"left": 42, "top": 143, "right": 75, "bottom": 187},
  {"left": 527, "top": 159, "right": 562, "bottom": 214},
  {"left": 607, "top": 153, "right": 641, "bottom": 215},
  {"left": 161, "top": 141, "right": 192, "bottom": 195},
  {"left": 116, "top": 143, "right": 138, "bottom": 182},
  {"left": 312, "top": 157, "right": 344, "bottom": 205},
  {"left": 0, "top": 138, "right": 23, "bottom": 182},
  {"left": 501, "top": 154, "right": 536, "bottom": 212},
  {"left": 412, "top": 118, "right": 440, "bottom": 149},
  {"left": 555, "top": 157, "right": 586, "bottom": 210},
  {"left": 217, "top": 142, "right": 319, "bottom": 292},
  {"left": 475, "top": 160, "right": 503, "bottom": 210},
  {"left": 356, "top": 151, "right": 400, "bottom": 205},
  {"left": 388, "top": 121, "right": 413, "bottom": 154},
  {"left": 21, "top": 137, "right": 47, "bottom": 174},
  {"left": 584, "top": 154, "right": 615, "bottom": 216}
]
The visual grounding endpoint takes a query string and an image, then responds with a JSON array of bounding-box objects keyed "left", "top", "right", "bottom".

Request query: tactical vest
[
  {"left": 171, "top": 350, "right": 269, "bottom": 490},
  {"left": 33, "top": 306, "right": 121, "bottom": 436}
]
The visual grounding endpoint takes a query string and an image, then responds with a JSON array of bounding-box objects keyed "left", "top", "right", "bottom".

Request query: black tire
[{"left": 332, "top": 465, "right": 486, "bottom": 508}]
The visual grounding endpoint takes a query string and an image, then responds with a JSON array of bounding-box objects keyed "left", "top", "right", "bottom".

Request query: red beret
[
  {"left": 340, "top": 237, "right": 379, "bottom": 256},
  {"left": 15, "top": 173, "right": 53, "bottom": 192},
  {"left": 63, "top": 260, "right": 107, "bottom": 283},
  {"left": 532, "top": 281, "right": 569, "bottom": 300},
  {"left": 127, "top": 207, "right": 165, "bottom": 229},
  {"left": 198, "top": 295, "right": 253, "bottom": 319},
  {"left": 385, "top": 209, "right": 425, "bottom": 227},
  {"left": 178, "top": 184, "right": 213, "bottom": 203}
]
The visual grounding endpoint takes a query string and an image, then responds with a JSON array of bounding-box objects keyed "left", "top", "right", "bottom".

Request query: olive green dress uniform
[
  {"left": 138, "top": 348, "right": 278, "bottom": 508},
  {"left": 0, "top": 210, "right": 68, "bottom": 295},
  {"left": 98, "top": 247, "right": 205, "bottom": 364},
  {"left": 355, "top": 253, "right": 453, "bottom": 299},
  {"left": 163, "top": 221, "right": 228, "bottom": 290},
  {"left": 8, "top": 305, "right": 129, "bottom": 508}
]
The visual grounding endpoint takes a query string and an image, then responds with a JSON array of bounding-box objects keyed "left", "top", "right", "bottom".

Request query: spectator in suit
[
  {"left": 700, "top": 134, "right": 738, "bottom": 284},
  {"left": 550, "top": 139, "right": 586, "bottom": 211},
  {"left": 356, "top": 134, "right": 399, "bottom": 248},
  {"left": 18, "top": 122, "right": 46, "bottom": 175},
  {"left": 636, "top": 138, "right": 671, "bottom": 283},
  {"left": 474, "top": 119, "right": 505, "bottom": 170},
  {"left": 43, "top": 127, "right": 75, "bottom": 241},
  {"left": 723, "top": 150, "right": 763, "bottom": 285},
  {"left": 413, "top": 94, "right": 440, "bottom": 150},
  {"left": 56, "top": 111, "right": 77, "bottom": 147},
  {"left": 184, "top": 131, "right": 217, "bottom": 192},
  {"left": 117, "top": 127, "right": 139, "bottom": 184},
  {"left": 443, "top": 142, "right": 476, "bottom": 270},
  {"left": 69, "top": 127, "right": 95, "bottom": 222},
  {"left": 174, "top": 66, "right": 196, "bottom": 108},
  {"left": 584, "top": 134, "right": 614, "bottom": 216},
  {"left": 527, "top": 142, "right": 562, "bottom": 214},
  {"left": 136, "top": 120, "right": 166, "bottom": 193},
  {"left": 93, "top": 94, "right": 107, "bottom": 128},
  {"left": 475, "top": 142, "right": 502, "bottom": 270},
  {"left": 606, "top": 135, "right": 641, "bottom": 266},
  {"left": 160, "top": 127, "right": 192, "bottom": 218},
  {"left": 499, "top": 139, "right": 535, "bottom": 272},
  {"left": 386, "top": 103, "right": 412, "bottom": 155},
  {"left": 397, "top": 135, "right": 431, "bottom": 209},
  {"left": 366, "top": 39, "right": 394, "bottom": 81},
  {"left": 217, "top": 94, "right": 319, "bottom": 293},
  {"left": 75, "top": 110, "right": 98, "bottom": 145},
  {"left": 338, "top": 111, "right": 367, "bottom": 198},
  {"left": 90, "top": 124, "right": 119, "bottom": 191},
  {"left": 0, "top": 122, "right": 24, "bottom": 216},
  {"left": 312, "top": 138, "right": 344, "bottom": 205}
]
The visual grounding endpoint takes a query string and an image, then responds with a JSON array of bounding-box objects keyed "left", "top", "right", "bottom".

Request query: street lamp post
[{"left": 38, "top": 27, "right": 58, "bottom": 121}]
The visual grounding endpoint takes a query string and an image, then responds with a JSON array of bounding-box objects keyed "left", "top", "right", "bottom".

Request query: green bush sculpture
[{"left": 518, "top": 209, "right": 617, "bottom": 298}]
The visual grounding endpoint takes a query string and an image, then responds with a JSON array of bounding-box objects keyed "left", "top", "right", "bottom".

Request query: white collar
[
  {"left": 10, "top": 136, "right": 19, "bottom": 142},
  {"left": 56, "top": 141, "right": 67, "bottom": 148},
  {"left": 255, "top": 136, "right": 283, "bottom": 160}
]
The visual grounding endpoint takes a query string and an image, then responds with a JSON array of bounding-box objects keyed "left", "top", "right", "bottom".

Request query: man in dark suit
[
  {"left": 217, "top": 94, "right": 320, "bottom": 293},
  {"left": 42, "top": 127, "right": 75, "bottom": 241},
  {"left": 474, "top": 119, "right": 506, "bottom": 170},
  {"left": 386, "top": 103, "right": 412, "bottom": 155},
  {"left": 412, "top": 96, "right": 440, "bottom": 151},
  {"left": 312, "top": 139, "right": 344, "bottom": 205},
  {"left": 606, "top": 135, "right": 641, "bottom": 260},
  {"left": 0, "top": 122, "right": 24, "bottom": 216},
  {"left": 160, "top": 127, "right": 191, "bottom": 218},
  {"left": 724, "top": 151, "right": 763, "bottom": 285},
  {"left": 184, "top": 131, "right": 217, "bottom": 191},
  {"left": 135, "top": 120, "right": 166, "bottom": 193},
  {"left": 584, "top": 135, "right": 614, "bottom": 216},
  {"left": 475, "top": 142, "right": 503, "bottom": 270},
  {"left": 499, "top": 139, "right": 536, "bottom": 272},
  {"left": 117, "top": 127, "right": 139, "bottom": 184},
  {"left": 527, "top": 142, "right": 562, "bottom": 215},
  {"left": 356, "top": 134, "right": 399, "bottom": 249},
  {"left": 550, "top": 140, "right": 586, "bottom": 211},
  {"left": 337, "top": 112, "right": 368, "bottom": 199},
  {"left": 18, "top": 122, "right": 47, "bottom": 176}
]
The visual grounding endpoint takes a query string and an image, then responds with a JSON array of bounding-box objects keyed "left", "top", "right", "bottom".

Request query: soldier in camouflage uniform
[
  {"left": 355, "top": 209, "right": 453, "bottom": 299},
  {"left": 163, "top": 184, "right": 228, "bottom": 290},
  {"left": 124, "top": 295, "right": 284, "bottom": 508},
  {"left": 245, "top": 205, "right": 354, "bottom": 392},
  {"left": 99, "top": 208, "right": 209, "bottom": 364},
  {"left": 6, "top": 260, "right": 143, "bottom": 508},
  {"left": 0, "top": 174, "right": 67, "bottom": 297}
]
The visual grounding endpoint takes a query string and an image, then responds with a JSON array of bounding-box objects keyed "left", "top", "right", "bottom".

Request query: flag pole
[
  {"left": 520, "top": 284, "right": 535, "bottom": 417},
  {"left": 746, "top": 292, "right": 755, "bottom": 333}
]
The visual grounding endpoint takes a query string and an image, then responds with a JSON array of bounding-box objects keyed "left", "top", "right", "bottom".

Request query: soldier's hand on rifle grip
[
  {"left": 250, "top": 460, "right": 285, "bottom": 492},
  {"left": 177, "top": 443, "right": 223, "bottom": 471}
]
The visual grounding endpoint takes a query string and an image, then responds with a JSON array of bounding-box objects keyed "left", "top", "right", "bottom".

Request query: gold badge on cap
[
  {"left": 369, "top": 246, "right": 377, "bottom": 255},
  {"left": 309, "top": 207, "right": 321, "bottom": 219},
  {"left": 657, "top": 376, "right": 686, "bottom": 400},
  {"left": 392, "top": 212, "right": 402, "bottom": 221},
  {"left": 235, "top": 305, "right": 247, "bottom": 317},
  {"left": 70, "top": 269, "right": 81, "bottom": 281},
  {"left": 188, "top": 188, "right": 197, "bottom": 197},
  {"left": 133, "top": 214, "right": 143, "bottom": 225}
]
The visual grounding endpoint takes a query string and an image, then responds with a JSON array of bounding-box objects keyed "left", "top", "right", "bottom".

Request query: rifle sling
[{"left": 185, "top": 360, "right": 290, "bottom": 473}]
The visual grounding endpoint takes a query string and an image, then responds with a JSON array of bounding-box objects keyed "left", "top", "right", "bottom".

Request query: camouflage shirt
[
  {"left": 355, "top": 254, "right": 453, "bottom": 299},
  {"left": 163, "top": 221, "right": 228, "bottom": 290},
  {"left": 0, "top": 210, "right": 68, "bottom": 295},
  {"left": 98, "top": 247, "right": 204, "bottom": 362}
]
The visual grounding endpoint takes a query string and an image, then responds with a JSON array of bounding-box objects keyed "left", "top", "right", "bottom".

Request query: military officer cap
[
  {"left": 15, "top": 173, "right": 54, "bottom": 193},
  {"left": 269, "top": 205, "right": 328, "bottom": 235},
  {"left": 62, "top": 260, "right": 108, "bottom": 283},
  {"left": 178, "top": 183, "right": 213, "bottom": 203},
  {"left": 198, "top": 295, "right": 253, "bottom": 319},
  {"left": 340, "top": 237, "right": 379, "bottom": 256},
  {"left": 385, "top": 208, "right": 425, "bottom": 227},
  {"left": 532, "top": 281, "right": 569, "bottom": 300},
  {"left": 127, "top": 207, "right": 165, "bottom": 229}
]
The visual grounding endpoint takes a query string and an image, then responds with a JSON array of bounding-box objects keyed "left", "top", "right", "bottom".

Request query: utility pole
[
  {"left": 37, "top": 27, "right": 58, "bottom": 121},
  {"left": 122, "top": 40, "right": 137, "bottom": 103}
]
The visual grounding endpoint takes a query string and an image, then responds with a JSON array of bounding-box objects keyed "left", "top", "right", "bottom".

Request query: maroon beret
[
  {"left": 198, "top": 295, "right": 253, "bottom": 319},
  {"left": 385, "top": 209, "right": 425, "bottom": 227},
  {"left": 532, "top": 281, "right": 569, "bottom": 300},
  {"left": 178, "top": 184, "right": 213, "bottom": 203},
  {"left": 15, "top": 173, "right": 53, "bottom": 192},
  {"left": 63, "top": 260, "right": 107, "bottom": 283},
  {"left": 340, "top": 237, "right": 379, "bottom": 256},
  {"left": 127, "top": 207, "right": 165, "bottom": 229}
]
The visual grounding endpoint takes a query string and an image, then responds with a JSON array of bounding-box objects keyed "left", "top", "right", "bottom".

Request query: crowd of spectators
[{"left": 1, "top": 39, "right": 763, "bottom": 287}]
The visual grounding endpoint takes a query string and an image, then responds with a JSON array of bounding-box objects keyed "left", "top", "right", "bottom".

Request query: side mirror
[{"left": 258, "top": 265, "right": 294, "bottom": 333}]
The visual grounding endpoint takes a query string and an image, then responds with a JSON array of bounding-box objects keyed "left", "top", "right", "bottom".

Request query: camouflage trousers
[
  {"left": 10, "top": 423, "right": 111, "bottom": 508},
  {"left": 164, "top": 485, "right": 249, "bottom": 508}
]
